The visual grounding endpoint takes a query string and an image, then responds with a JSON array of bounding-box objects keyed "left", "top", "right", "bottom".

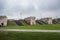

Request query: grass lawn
[
  {"left": 0, "top": 20, "right": 59, "bottom": 30},
  {"left": 0, "top": 24, "right": 60, "bottom": 30},
  {"left": 0, "top": 32, "right": 60, "bottom": 40}
]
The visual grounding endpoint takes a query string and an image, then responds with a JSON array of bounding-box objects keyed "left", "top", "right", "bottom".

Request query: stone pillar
[
  {"left": 30, "top": 19, "right": 36, "bottom": 25},
  {"left": 48, "top": 18, "right": 52, "bottom": 24}
]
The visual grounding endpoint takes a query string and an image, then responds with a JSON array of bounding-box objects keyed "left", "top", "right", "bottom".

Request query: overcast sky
[{"left": 0, "top": 0, "right": 60, "bottom": 19}]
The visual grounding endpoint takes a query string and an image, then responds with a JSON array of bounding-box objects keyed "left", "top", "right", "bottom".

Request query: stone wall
[
  {"left": 0, "top": 16, "right": 7, "bottom": 26},
  {"left": 40, "top": 17, "right": 52, "bottom": 24},
  {"left": 53, "top": 18, "right": 60, "bottom": 24},
  {"left": 24, "top": 17, "right": 36, "bottom": 25}
]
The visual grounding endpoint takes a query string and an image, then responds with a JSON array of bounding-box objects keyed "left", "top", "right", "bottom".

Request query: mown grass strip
[{"left": 0, "top": 32, "right": 60, "bottom": 40}]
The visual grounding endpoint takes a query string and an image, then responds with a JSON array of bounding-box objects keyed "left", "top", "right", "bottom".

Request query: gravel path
[{"left": 0, "top": 29, "right": 60, "bottom": 32}]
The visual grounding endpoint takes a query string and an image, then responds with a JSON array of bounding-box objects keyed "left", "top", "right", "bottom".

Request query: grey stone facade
[
  {"left": 24, "top": 17, "right": 36, "bottom": 25},
  {"left": 0, "top": 16, "right": 7, "bottom": 26},
  {"left": 40, "top": 17, "right": 52, "bottom": 24},
  {"left": 53, "top": 18, "right": 60, "bottom": 24}
]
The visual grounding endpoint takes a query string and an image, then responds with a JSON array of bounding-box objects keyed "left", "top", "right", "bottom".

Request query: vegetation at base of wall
[
  {"left": 3, "top": 24, "right": 60, "bottom": 30},
  {"left": 7, "top": 20, "right": 18, "bottom": 26},
  {"left": 1, "top": 20, "right": 60, "bottom": 30},
  {"left": 0, "top": 32, "right": 60, "bottom": 40}
]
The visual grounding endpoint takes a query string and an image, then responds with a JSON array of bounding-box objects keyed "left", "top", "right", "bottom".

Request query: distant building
[
  {"left": 0, "top": 16, "right": 7, "bottom": 26},
  {"left": 24, "top": 17, "right": 36, "bottom": 25},
  {"left": 40, "top": 17, "right": 52, "bottom": 24}
]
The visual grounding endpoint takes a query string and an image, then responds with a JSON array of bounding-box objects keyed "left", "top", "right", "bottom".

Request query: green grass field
[
  {"left": 1, "top": 24, "right": 60, "bottom": 30},
  {"left": 0, "top": 21, "right": 60, "bottom": 40},
  {"left": 0, "top": 21, "right": 60, "bottom": 30},
  {"left": 0, "top": 32, "right": 60, "bottom": 40}
]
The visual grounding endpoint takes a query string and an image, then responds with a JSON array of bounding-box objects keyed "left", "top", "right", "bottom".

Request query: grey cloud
[
  {"left": 0, "top": 0, "right": 60, "bottom": 19},
  {"left": 0, "top": 0, "right": 6, "bottom": 12},
  {"left": 38, "top": 0, "right": 60, "bottom": 11}
]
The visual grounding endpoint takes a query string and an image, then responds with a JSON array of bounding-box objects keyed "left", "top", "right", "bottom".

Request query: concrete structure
[
  {"left": 0, "top": 16, "right": 7, "bottom": 26},
  {"left": 24, "top": 17, "right": 36, "bottom": 25},
  {"left": 53, "top": 18, "right": 60, "bottom": 24},
  {"left": 40, "top": 17, "right": 52, "bottom": 24}
]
